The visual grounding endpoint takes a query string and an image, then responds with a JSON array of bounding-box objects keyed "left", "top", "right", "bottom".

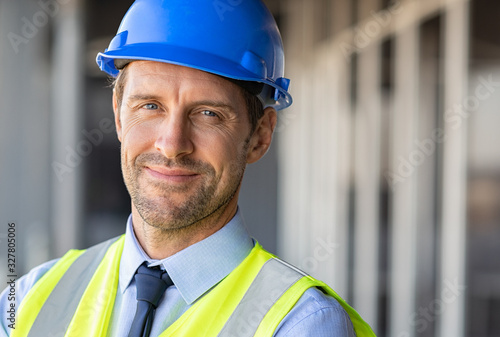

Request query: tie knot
[{"left": 134, "top": 263, "right": 173, "bottom": 308}]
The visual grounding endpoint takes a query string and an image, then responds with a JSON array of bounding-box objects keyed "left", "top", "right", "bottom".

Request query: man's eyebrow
[
  {"left": 126, "top": 94, "right": 163, "bottom": 102},
  {"left": 191, "top": 100, "right": 236, "bottom": 111}
]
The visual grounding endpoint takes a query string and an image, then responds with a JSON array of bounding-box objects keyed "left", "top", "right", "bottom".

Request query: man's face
[{"left": 114, "top": 61, "right": 259, "bottom": 231}]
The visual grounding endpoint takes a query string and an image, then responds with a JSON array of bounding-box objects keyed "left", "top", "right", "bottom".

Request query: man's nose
[{"left": 154, "top": 114, "right": 194, "bottom": 159}]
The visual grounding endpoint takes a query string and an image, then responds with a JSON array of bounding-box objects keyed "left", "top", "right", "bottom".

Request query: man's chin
[
  {"left": 134, "top": 199, "right": 199, "bottom": 227},
  {"left": 135, "top": 208, "right": 188, "bottom": 229}
]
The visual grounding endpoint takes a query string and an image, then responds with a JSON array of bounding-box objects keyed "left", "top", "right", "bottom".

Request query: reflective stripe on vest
[
  {"left": 217, "top": 258, "right": 304, "bottom": 336},
  {"left": 13, "top": 238, "right": 375, "bottom": 337}
]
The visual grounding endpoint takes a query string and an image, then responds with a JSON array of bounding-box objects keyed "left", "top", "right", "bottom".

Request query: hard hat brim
[{"left": 96, "top": 44, "right": 292, "bottom": 110}]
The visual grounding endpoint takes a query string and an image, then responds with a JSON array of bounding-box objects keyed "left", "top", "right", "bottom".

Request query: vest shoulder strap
[
  {"left": 217, "top": 257, "right": 306, "bottom": 336},
  {"left": 256, "top": 275, "right": 376, "bottom": 337},
  {"left": 226, "top": 252, "right": 376, "bottom": 337}
]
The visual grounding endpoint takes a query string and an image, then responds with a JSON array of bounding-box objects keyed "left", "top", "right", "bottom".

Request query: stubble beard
[{"left": 122, "top": 151, "right": 247, "bottom": 232}]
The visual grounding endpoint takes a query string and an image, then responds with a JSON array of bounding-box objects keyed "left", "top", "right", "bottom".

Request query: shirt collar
[{"left": 119, "top": 209, "right": 254, "bottom": 305}]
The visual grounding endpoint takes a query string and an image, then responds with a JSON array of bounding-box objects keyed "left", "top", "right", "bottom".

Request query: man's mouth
[{"left": 144, "top": 166, "right": 200, "bottom": 183}]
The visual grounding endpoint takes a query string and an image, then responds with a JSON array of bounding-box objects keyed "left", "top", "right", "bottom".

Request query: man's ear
[
  {"left": 246, "top": 107, "right": 277, "bottom": 164},
  {"left": 113, "top": 90, "right": 123, "bottom": 142}
]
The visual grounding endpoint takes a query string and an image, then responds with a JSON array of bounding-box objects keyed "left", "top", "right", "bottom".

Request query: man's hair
[{"left": 113, "top": 66, "right": 265, "bottom": 134}]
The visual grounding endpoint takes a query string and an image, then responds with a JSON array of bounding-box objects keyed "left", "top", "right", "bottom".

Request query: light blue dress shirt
[{"left": 0, "top": 210, "right": 355, "bottom": 336}]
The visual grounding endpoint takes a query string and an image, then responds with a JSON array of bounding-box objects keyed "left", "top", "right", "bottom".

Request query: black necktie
[{"left": 128, "top": 263, "right": 173, "bottom": 337}]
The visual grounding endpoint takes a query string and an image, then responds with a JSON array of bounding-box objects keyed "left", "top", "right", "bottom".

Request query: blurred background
[{"left": 1, "top": 0, "right": 499, "bottom": 336}]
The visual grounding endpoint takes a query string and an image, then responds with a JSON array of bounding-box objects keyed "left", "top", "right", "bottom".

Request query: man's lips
[{"left": 144, "top": 166, "right": 199, "bottom": 182}]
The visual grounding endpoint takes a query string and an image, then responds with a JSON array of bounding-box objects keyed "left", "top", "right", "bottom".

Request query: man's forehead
[
  {"left": 126, "top": 61, "right": 227, "bottom": 84},
  {"left": 123, "top": 60, "right": 263, "bottom": 98},
  {"left": 123, "top": 61, "right": 241, "bottom": 95}
]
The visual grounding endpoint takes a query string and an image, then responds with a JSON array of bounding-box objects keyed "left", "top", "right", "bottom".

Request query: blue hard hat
[{"left": 96, "top": 0, "right": 292, "bottom": 110}]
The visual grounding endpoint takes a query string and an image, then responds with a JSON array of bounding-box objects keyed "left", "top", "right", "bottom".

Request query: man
[{"left": 1, "top": 0, "right": 375, "bottom": 336}]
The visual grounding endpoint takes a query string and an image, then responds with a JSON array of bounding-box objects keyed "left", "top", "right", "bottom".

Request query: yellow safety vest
[{"left": 12, "top": 236, "right": 375, "bottom": 337}]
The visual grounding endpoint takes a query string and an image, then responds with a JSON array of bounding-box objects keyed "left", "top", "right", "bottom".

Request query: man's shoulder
[{"left": 274, "top": 287, "right": 356, "bottom": 336}]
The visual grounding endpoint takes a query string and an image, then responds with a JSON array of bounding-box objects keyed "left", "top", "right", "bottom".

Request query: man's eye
[
  {"left": 142, "top": 103, "right": 158, "bottom": 110},
  {"left": 201, "top": 110, "right": 218, "bottom": 117}
]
